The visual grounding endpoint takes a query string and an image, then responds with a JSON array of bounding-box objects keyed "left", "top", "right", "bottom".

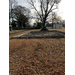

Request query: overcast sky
[{"left": 16, "top": 0, "right": 65, "bottom": 25}]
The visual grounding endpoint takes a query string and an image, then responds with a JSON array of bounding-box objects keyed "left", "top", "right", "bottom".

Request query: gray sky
[{"left": 16, "top": 0, "right": 65, "bottom": 25}]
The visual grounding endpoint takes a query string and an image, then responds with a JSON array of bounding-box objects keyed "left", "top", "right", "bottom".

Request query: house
[
  {"left": 46, "top": 23, "right": 62, "bottom": 29},
  {"left": 53, "top": 23, "right": 62, "bottom": 28}
]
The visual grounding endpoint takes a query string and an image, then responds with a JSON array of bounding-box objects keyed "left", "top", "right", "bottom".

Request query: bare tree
[
  {"left": 28, "top": 0, "right": 61, "bottom": 31},
  {"left": 51, "top": 12, "right": 63, "bottom": 28},
  {"left": 9, "top": 0, "right": 17, "bottom": 24},
  {"left": 57, "top": 16, "right": 62, "bottom": 23},
  {"left": 13, "top": 5, "right": 30, "bottom": 28}
]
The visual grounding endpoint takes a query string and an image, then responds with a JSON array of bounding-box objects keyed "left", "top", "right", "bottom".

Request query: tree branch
[
  {"left": 42, "top": 3, "right": 46, "bottom": 12},
  {"left": 28, "top": 0, "right": 42, "bottom": 21},
  {"left": 40, "top": 0, "right": 44, "bottom": 21},
  {"left": 47, "top": 2, "right": 55, "bottom": 15},
  {"left": 45, "top": 0, "right": 49, "bottom": 14}
]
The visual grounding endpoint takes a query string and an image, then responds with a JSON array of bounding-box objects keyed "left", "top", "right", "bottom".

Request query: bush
[{"left": 35, "top": 22, "right": 43, "bottom": 29}]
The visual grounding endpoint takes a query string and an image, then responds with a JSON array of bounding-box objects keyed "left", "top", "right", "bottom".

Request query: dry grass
[
  {"left": 9, "top": 28, "right": 65, "bottom": 75},
  {"left": 9, "top": 30, "right": 30, "bottom": 39},
  {"left": 49, "top": 28, "right": 65, "bottom": 32}
]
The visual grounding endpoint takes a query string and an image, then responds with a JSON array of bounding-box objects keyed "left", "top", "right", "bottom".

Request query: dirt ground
[
  {"left": 9, "top": 28, "right": 65, "bottom": 75},
  {"left": 9, "top": 28, "right": 65, "bottom": 39}
]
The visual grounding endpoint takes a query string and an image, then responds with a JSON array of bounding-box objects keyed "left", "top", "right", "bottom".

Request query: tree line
[
  {"left": 9, "top": 0, "right": 65, "bottom": 30},
  {"left": 9, "top": 0, "right": 31, "bottom": 29}
]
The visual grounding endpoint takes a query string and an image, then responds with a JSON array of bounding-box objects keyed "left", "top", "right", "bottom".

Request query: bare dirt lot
[
  {"left": 9, "top": 28, "right": 65, "bottom": 39},
  {"left": 9, "top": 28, "right": 65, "bottom": 75},
  {"left": 18, "top": 31, "right": 65, "bottom": 38}
]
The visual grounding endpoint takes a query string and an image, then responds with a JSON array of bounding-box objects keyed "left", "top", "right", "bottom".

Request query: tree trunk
[{"left": 41, "top": 22, "right": 48, "bottom": 31}]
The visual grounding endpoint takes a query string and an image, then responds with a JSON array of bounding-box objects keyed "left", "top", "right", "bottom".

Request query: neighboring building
[
  {"left": 53, "top": 23, "right": 62, "bottom": 28},
  {"left": 46, "top": 23, "right": 62, "bottom": 29}
]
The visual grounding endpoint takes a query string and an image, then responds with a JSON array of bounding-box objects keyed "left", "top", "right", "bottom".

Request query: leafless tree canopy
[
  {"left": 9, "top": 0, "right": 18, "bottom": 22},
  {"left": 28, "top": 0, "right": 61, "bottom": 30},
  {"left": 9, "top": 0, "right": 18, "bottom": 13}
]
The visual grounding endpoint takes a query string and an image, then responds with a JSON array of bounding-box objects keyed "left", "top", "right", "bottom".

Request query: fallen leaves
[{"left": 9, "top": 38, "right": 65, "bottom": 75}]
